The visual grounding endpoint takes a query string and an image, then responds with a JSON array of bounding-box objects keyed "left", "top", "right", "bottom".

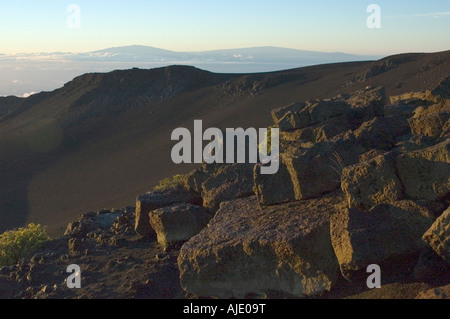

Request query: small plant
[
  {"left": 0, "top": 224, "right": 51, "bottom": 267},
  {"left": 154, "top": 174, "right": 186, "bottom": 191},
  {"left": 330, "top": 151, "right": 346, "bottom": 183}
]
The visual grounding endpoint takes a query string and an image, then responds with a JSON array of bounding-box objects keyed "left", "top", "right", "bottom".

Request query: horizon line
[{"left": 0, "top": 44, "right": 389, "bottom": 57}]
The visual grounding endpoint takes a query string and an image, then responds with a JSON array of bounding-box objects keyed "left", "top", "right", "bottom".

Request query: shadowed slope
[{"left": 0, "top": 50, "right": 449, "bottom": 237}]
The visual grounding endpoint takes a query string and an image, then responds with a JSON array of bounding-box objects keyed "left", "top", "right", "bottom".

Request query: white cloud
[
  {"left": 414, "top": 11, "right": 450, "bottom": 18},
  {"left": 22, "top": 92, "right": 36, "bottom": 98},
  {"left": 387, "top": 11, "right": 450, "bottom": 19}
]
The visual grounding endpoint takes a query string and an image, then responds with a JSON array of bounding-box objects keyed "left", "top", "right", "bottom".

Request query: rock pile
[
  {"left": 169, "top": 82, "right": 449, "bottom": 298},
  {"left": 2, "top": 79, "right": 449, "bottom": 299}
]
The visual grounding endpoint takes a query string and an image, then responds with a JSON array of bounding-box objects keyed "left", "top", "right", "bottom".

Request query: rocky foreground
[{"left": 1, "top": 78, "right": 449, "bottom": 299}]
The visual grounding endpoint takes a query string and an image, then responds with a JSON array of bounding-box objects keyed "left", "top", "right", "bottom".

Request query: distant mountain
[
  {"left": 72, "top": 45, "right": 370, "bottom": 64},
  {"left": 0, "top": 50, "right": 449, "bottom": 237},
  {"left": 0, "top": 45, "right": 380, "bottom": 97}
]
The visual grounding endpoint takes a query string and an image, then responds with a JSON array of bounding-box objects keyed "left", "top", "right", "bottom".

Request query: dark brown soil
[{"left": 1, "top": 226, "right": 448, "bottom": 299}]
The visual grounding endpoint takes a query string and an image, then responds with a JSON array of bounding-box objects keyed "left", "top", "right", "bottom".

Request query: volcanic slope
[{"left": 1, "top": 51, "right": 449, "bottom": 236}]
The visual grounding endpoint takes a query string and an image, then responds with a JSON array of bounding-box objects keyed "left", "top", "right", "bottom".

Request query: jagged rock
[
  {"left": 65, "top": 211, "right": 122, "bottom": 237},
  {"left": 396, "top": 139, "right": 450, "bottom": 201},
  {"left": 283, "top": 134, "right": 365, "bottom": 201},
  {"left": 341, "top": 153, "right": 404, "bottom": 210},
  {"left": 331, "top": 204, "right": 433, "bottom": 282},
  {"left": 277, "top": 109, "right": 311, "bottom": 132},
  {"left": 276, "top": 86, "right": 385, "bottom": 135},
  {"left": 354, "top": 119, "right": 394, "bottom": 151},
  {"left": 135, "top": 188, "right": 202, "bottom": 237},
  {"left": 112, "top": 212, "right": 135, "bottom": 235},
  {"left": 253, "top": 158, "right": 295, "bottom": 206},
  {"left": 408, "top": 101, "right": 450, "bottom": 139},
  {"left": 184, "top": 169, "right": 209, "bottom": 194},
  {"left": 64, "top": 221, "right": 92, "bottom": 237},
  {"left": 280, "top": 87, "right": 385, "bottom": 137},
  {"left": 149, "top": 203, "right": 213, "bottom": 247},
  {"left": 178, "top": 194, "right": 343, "bottom": 298},
  {"left": 284, "top": 148, "right": 338, "bottom": 200},
  {"left": 354, "top": 116, "right": 409, "bottom": 151},
  {"left": 346, "top": 86, "right": 386, "bottom": 122},
  {"left": 308, "top": 99, "right": 350, "bottom": 125},
  {"left": 423, "top": 206, "right": 450, "bottom": 263},
  {"left": 294, "top": 115, "right": 354, "bottom": 143},
  {"left": 271, "top": 102, "right": 307, "bottom": 123},
  {"left": 390, "top": 91, "right": 438, "bottom": 106},
  {"left": 312, "top": 115, "right": 353, "bottom": 142},
  {"left": 201, "top": 163, "right": 255, "bottom": 212},
  {"left": 415, "top": 285, "right": 450, "bottom": 299},
  {"left": 414, "top": 248, "right": 450, "bottom": 281},
  {"left": 347, "top": 86, "right": 386, "bottom": 107}
]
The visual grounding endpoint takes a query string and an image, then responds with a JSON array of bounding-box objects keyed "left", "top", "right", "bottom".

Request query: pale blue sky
[{"left": 1, "top": 0, "right": 449, "bottom": 55}]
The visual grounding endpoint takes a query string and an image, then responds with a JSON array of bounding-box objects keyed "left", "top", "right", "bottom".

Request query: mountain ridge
[
  {"left": 0, "top": 65, "right": 449, "bottom": 299},
  {"left": 0, "top": 50, "right": 449, "bottom": 237},
  {"left": 0, "top": 45, "right": 380, "bottom": 97}
]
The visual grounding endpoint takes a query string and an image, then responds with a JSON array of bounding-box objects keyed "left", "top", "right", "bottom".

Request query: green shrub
[
  {"left": 154, "top": 174, "right": 186, "bottom": 191},
  {"left": 0, "top": 224, "right": 51, "bottom": 267}
]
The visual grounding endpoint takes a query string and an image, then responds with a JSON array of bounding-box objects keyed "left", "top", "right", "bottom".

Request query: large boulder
[
  {"left": 390, "top": 91, "right": 438, "bottom": 107},
  {"left": 346, "top": 86, "right": 386, "bottom": 119},
  {"left": 201, "top": 163, "right": 255, "bottom": 212},
  {"left": 396, "top": 139, "right": 450, "bottom": 201},
  {"left": 184, "top": 169, "right": 209, "bottom": 194},
  {"left": 341, "top": 153, "right": 404, "bottom": 210},
  {"left": 284, "top": 134, "right": 365, "bottom": 201},
  {"left": 354, "top": 116, "right": 410, "bottom": 151},
  {"left": 422, "top": 206, "right": 450, "bottom": 263},
  {"left": 275, "top": 86, "right": 385, "bottom": 134},
  {"left": 65, "top": 210, "right": 122, "bottom": 237},
  {"left": 292, "top": 115, "right": 354, "bottom": 143},
  {"left": 253, "top": 158, "right": 296, "bottom": 206},
  {"left": 271, "top": 102, "right": 308, "bottom": 124},
  {"left": 284, "top": 148, "right": 339, "bottom": 200},
  {"left": 408, "top": 101, "right": 450, "bottom": 139},
  {"left": 331, "top": 203, "right": 433, "bottom": 282},
  {"left": 279, "top": 113, "right": 352, "bottom": 141},
  {"left": 149, "top": 203, "right": 213, "bottom": 247},
  {"left": 135, "top": 188, "right": 202, "bottom": 237},
  {"left": 277, "top": 108, "right": 311, "bottom": 132},
  {"left": 178, "top": 194, "right": 343, "bottom": 298},
  {"left": 308, "top": 99, "right": 350, "bottom": 125}
]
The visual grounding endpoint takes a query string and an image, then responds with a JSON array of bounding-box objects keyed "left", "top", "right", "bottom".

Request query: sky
[{"left": 0, "top": 0, "right": 449, "bottom": 55}]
